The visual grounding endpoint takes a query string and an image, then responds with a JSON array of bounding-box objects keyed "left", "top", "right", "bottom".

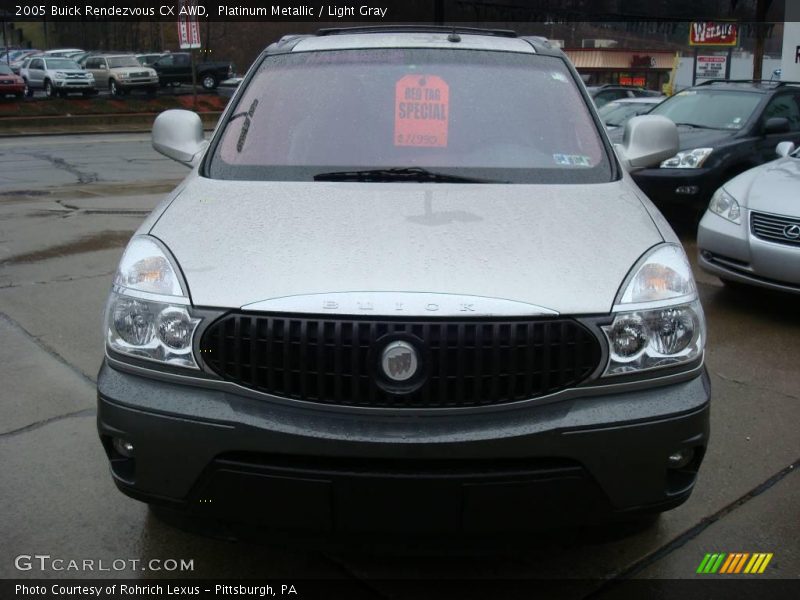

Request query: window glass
[
  {"left": 651, "top": 89, "right": 762, "bottom": 129},
  {"left": 108, "top": 57, "right": 142, "bottom": 68},
  {"left": 763, "top": 93, "right": 800, "bottom": 131},
  {"left": 209, "top": 49, "right": 611, "bottom": 184},
  {"left": 45, "top": 59, "right": 79, "bottom": 70}
]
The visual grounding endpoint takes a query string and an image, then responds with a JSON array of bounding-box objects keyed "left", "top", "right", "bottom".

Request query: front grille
[
  {"left": 200, "top": 313, "right": 602, "bottom": 408},
  {"left": 751, "top": 211, "right": 800, "bottom": 247},
  {"left": 65, "top": 73, "right": 87, "bottom": 79}
]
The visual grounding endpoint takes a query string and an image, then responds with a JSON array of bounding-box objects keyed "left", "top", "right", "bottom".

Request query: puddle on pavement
[{"left": 0, "top": 231, "right": 132, "bottom": 265}]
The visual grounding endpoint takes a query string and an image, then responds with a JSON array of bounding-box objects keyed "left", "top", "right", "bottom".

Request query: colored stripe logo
[{"left": 697, "top": 552, "right": 773, "bottom": 574}]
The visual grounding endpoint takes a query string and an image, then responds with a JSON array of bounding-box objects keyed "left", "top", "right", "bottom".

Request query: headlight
[
  {"left": 708, "top": 187, "right": 741, "bottom": 224},
  {"left": 105, "top": 236, "right": 200, "bottom": 369},
  {"left": 53, "top": 71, "right": 66, "bottom": 79},
  {"left": 86, "top": 73, "right": 94, "bottom": 80},
  {"left": 148, "top": 69, "right": 157, "bottom": 77},
  {"left": 602, "top": 244, "right": 705, "bottom": 376},
  {"left": 660, "top": 148, "right": 713, "bottom": 169},
  {"left": 118, "top": 72, "right": 129, "bottom": 79}
]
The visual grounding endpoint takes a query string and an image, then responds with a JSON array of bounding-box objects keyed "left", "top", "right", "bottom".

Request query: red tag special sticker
[{"left": 395, "top": 74, "right": 449, "bottom": 147}]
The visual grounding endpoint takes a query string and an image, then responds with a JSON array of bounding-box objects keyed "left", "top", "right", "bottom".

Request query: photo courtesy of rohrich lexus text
[{"left": 0, "top": 1, "right": 798, "bottom": 599}]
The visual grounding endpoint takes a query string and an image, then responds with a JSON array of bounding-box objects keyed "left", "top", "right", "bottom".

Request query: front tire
[
  {"left": 23, "top": 80, "right": 32, "bottom": 97},
  {"left": 109, "top": 79, "right": 123, "bottom": 97},
  {"left": 44, "top": 80, "right": 54, "bottom": 98}
]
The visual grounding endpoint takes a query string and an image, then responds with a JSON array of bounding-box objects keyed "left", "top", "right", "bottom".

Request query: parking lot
[{"left": 0, "top": 133, "right": 798, "bottom": 593}]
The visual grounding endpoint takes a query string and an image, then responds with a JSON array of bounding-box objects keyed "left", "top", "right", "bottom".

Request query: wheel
[
  {"left": 44, "top": 80, "right": 54, "bottom": 98},
  {"left": 109, "top": 79, "right": 123, "bottom": 97},
  {"left": 201, "top": 73, "right": 217, "bottom": 90},
  {"left": 23, "top": 80, "right": 32, "bottom": 97}
]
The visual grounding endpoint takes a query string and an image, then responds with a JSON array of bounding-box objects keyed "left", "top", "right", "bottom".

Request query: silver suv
[
  {"left": 21, "top": 55, "right": 96, "bottom": 97},
  {"left": 98, "top": 27, "right": 709, "bottom": 533},
  {"left": 83, "top": 54, "right": 159, "bottom": 96}
]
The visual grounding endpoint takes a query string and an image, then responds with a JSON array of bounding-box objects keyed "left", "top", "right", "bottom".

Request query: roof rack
[
  {"left": 316, "top": 25, "right": 518, "bottom": 38},
  {"left": 697, "top": 79, "right": 800, "bottom": 87}
]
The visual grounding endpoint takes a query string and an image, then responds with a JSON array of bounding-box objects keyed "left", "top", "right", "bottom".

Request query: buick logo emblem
[
  {"left": 381, "top": 341, "right": 419, "bottom": 382},
  {"left": 783, "top": 224, "right": 800, "bottom": 240}
]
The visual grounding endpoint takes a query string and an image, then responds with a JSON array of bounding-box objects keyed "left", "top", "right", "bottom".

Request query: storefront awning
[{"left": 564, "top": 49, "right": 676, "bottom": 70}]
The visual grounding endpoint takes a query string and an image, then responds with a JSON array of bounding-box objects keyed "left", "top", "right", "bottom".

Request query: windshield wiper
[
  {"left": 674, "top": 122, "right": 725, "bottom": 130},
  {"left": 228, "top": 99, "right": 258, "bottom": 153},
  {"left": 313, "top": 167, "right": 500, "bottom": 183}
]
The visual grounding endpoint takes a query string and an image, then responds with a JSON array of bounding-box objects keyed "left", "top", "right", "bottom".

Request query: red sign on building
[{"left": 690, "top": 22, "right": 738, "bottom": 46}]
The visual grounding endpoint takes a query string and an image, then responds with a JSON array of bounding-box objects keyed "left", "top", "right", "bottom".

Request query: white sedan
[{"left": 698, "top": 141, "right": 800, "bottom": 293}]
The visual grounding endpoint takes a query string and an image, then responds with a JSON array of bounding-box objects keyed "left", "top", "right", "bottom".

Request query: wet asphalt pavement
[{"left": 0, "top": 134, "right": 798, "bottom": 595}]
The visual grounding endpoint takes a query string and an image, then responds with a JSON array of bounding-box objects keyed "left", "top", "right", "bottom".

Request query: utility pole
[{"left": 752, "top": 0, "right": 773, "bottom": 79}]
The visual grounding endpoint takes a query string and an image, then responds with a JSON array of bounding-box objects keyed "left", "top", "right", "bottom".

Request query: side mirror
[
  {"left": 152, "top": 109, "right": 208, "bottom": 166},
  {"left": 776, "top": 141, "right": 796, "bottom": 158},
  {"left": 764, "top": 117, "right": 790, "bottom": 135},
  {"left": 615, "top": 115, "right": 679, "bottom": 171}
]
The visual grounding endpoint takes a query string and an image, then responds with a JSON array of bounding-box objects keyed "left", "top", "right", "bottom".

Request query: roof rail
[
  {"left": 316, "top": 25, "right": 518, "bottom": 38},
  {"left": 696, "top": 79, "right": 800, "bottom": 87}
]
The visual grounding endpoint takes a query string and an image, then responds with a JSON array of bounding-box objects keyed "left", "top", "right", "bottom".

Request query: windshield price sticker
[{"left": 395, "top": 75, "right": 450, "bottom": 147}]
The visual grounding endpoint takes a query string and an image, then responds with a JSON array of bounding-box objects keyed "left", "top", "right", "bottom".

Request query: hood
[
  {"left": 111, "top": 66, "right": 153, "bottom": 75},
  {"left": 150, "top": 177, "right": 663, "bottom": 315},
  {"left": 608, "top": 124, "right": 737, "bottom": 150},
  {"left": 724, "top": 156, "right": 800, "bottom": 216},
  {"left": 674, "top": 126, "right": 738, "bottom": 151},
  {"left": 49, "top": 68, "right": 90, "bottom": 75}
]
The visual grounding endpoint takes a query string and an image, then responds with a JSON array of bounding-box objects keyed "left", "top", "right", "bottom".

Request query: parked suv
[
  {"left": 98, "top": 27, "right": 709, "bottom": 534},
  {"left": 21, "top": 56, "right": 95, "bottom": 97},
  {"left": 83, "top": 54, "right": 159, "bottom": 96},
  {"left": 611, "top": 80, "right": 800, "bottom": 210}
]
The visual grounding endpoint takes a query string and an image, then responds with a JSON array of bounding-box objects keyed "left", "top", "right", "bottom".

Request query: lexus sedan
[
  {"left": 698, "top": 141, "right": 800, "bottom": 293},
  {"left": 98, "top": 27, "right": 709, "bottom": 534}
]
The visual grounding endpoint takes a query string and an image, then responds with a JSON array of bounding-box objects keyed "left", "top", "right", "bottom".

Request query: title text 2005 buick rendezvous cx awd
[{"left": 98, "top": 27, "right": 710, "bottom": 534}]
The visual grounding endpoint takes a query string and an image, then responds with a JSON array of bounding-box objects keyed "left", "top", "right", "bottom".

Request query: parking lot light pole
[{"left": 191, "top": 48, "right": 197, "bottom": 111}]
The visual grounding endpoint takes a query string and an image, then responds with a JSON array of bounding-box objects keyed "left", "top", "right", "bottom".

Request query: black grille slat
[{"left": 201, "top": 313, "right": 601, "bottom": 409}]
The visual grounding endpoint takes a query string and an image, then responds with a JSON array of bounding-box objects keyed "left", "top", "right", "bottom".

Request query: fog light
[
  {"left": 675, "top": 186, "right": 700, "bottom": 195},
  {"left": 667, "top": 448, "right": 694, "bottom": 469},
  {"left": 113, "top": 437, "right": 135, "bottom": 458}
]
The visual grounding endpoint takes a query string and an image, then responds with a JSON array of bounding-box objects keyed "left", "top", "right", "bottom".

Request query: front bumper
[
  {"left": 118, "top": 78, "right": 159, "bottom": 89},
  {"left": 632, "top": 167, "right": 719, "bottom": 208},
  {"left": 97, "top": 361, "right": 710, "bottom": 533},
  {"left": 53, "top": 80, "right": 95, "bottom": 91},
  {"left": 698, "top": 210, "right": 800, "bottom": 293},
  {"left": 0, "top": 83, "right": 25, "bottom": 96}
]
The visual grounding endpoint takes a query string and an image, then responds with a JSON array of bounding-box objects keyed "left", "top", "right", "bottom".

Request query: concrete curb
[{"left": 0, "top": 111, "right": 221, "bottom": 137}]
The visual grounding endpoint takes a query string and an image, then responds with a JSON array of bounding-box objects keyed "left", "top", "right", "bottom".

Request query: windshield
[
  {"left": 208, "top": 49, "right": 611, "bottom": 184},
  {"left": 108, "top": 57, "right": 142, "bottom": 68},
  {"left": 650, "top": 89, "right": 762, "bottom": 130},
  {"left": 45, "top": 59, "right": 80, "bottom": 70},
  {"left": 597, "top": 102, "right": 654, "bottom": 126},
  {"left": 0, "top": 65, "right": 13, "bottom": 75}
]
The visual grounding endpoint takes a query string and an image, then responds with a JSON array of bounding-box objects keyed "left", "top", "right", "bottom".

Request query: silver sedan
[{"left": 698, "top": 141, "right": 800, "bottom": 293}]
